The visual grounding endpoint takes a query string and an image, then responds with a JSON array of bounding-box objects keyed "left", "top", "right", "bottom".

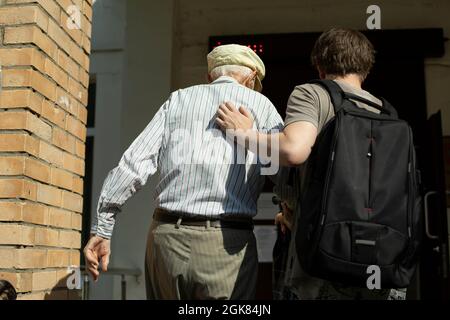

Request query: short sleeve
[
  {"left": 284, "top": 84, "right": 320, "bottom": 129},
  {"left": 284, "top": 84, "right": 334, "bottom": 133}
]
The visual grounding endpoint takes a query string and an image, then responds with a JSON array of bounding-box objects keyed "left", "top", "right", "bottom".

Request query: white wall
[
  {"left": 111, "top": 0, "right": 174, "bottom": 300},
  {"left": 88, "top": 0, "right": 174, "bottom": 299},
  {"left": 88, "top": 0, "right": 126, "bottom": 300},
  {"left": 173, "top": 0, "right": 450, "bottom": 135}
]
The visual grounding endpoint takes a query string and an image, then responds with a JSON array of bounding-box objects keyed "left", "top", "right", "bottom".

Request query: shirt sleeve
[
  {"left": 90, "top": 98, "right": 170, "bottom": 239},
  {"left": 284, "top": 84, "right": 321, "bottom": 129},
  {"left": 261, "top": 102, "right": 284, "bottom": 133}
]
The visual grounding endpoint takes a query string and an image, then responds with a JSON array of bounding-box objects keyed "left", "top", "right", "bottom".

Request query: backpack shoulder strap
[
  {"left": 343, "top": 92, "right": 398, "bottom": 119},
  {"left": 309, "top": 79, "right": 345, "bottom": 113},
  {"left": 310, "top": 79, "right": 399, "bottom": 119},
  {"left": 379, "top": 97, "right": 399, "bottom": 119}
]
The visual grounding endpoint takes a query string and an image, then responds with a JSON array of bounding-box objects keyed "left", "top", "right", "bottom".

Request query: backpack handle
[{"left": 343, "top": 92, "right": 390, "bottom": 115}]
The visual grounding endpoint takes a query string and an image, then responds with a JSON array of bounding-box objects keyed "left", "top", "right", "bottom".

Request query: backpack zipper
[
  {"left": 406, "top": 128, "right": 415, "bottom": 238},
  {"left": 367, "top": 120, "right": 373, "bottom": 220},
  {"left": 319, "top": 113, "right": 341, "bottom": 226}
]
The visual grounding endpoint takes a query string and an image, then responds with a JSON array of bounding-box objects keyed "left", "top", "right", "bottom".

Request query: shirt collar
[{"left": 211, "top": 75, "right": 239, "bottom": 85}]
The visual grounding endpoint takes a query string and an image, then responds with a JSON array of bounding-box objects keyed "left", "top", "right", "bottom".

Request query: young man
[
  {"left": 83, "top": 44, "right": 284, "bottom": 299},
  {"left": 216, "top": 28, "right": 405, "bottom": 300}
]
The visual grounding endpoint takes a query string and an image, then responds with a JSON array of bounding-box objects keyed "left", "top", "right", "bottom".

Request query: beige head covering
[{"left": 207, "top": 44, "right": 266, "bottom": 92}]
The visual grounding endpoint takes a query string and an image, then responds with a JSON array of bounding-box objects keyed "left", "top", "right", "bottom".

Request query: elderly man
[{"left": 83, "top": 44, "right": 284, "bottom": 299}]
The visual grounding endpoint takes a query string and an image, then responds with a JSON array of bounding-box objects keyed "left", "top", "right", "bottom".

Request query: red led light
[{"left": 213, "top": 41, "right": 264, "bottom": 54}]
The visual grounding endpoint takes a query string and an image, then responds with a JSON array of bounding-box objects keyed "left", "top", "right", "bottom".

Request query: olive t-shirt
[{"left": 281, "top": 80, "right": 394, "bottom": 299}]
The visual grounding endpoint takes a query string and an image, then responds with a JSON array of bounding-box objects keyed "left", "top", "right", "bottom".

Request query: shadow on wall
[{"left": 43, "top": 275, "right": 82, "bottom": 300}]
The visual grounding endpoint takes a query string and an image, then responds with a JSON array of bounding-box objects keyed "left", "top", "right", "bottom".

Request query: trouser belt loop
[
  {"left": 206, "top": 220, "right": 211, "bottom": 229},
  {"left": 175, "top": 217, "right": 182, "bottom": 229}
]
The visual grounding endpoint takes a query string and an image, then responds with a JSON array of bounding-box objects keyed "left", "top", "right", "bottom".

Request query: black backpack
[{"left": 295, "top": 79, "right": 422, "bottom": 288}]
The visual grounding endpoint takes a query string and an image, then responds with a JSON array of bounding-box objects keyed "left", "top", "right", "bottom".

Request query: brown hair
[{"left": 311, "top": 28, "right": 375, "bottom": 81}]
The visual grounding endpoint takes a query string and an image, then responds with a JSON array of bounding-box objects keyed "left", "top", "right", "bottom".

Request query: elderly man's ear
[{"left": 243, "top": 70, "right": 258, "bottom": 90}]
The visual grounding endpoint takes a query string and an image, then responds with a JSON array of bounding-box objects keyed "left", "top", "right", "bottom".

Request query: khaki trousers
[{"left": 145, "top": 218, "right": 258, "bottom": 300}]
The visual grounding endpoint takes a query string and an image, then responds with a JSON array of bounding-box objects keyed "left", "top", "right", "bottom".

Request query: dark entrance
[{"left": 210, "top": 28, "right": 449, "bottom": 299}]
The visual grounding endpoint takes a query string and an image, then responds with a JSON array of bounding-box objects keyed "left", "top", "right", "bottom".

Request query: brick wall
[{"left": 0, "top": 0, "right": 92, "bottom": 299}]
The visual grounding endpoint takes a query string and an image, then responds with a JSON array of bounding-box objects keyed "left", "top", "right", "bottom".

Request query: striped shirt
[{"left": 91, "top": 76, "right": 284, "bottom": 239}]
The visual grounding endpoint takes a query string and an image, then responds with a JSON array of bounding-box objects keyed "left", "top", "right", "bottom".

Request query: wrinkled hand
[
  {"left": 216, "top": 101, "right": 254, "bottom": 131},
  {"left": 275, "top": 202, "right": 293, "bottom": 234},
  {"left": 83, "top": 235, "right": 111, "bottom": 282}
]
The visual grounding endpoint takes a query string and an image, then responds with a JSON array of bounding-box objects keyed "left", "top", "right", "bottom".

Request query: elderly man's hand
[
  {"left": 216, "top": 101, "right": 254, "bottom": 131},
  {"left": 83, "top": 235, "right": 111, "bottom": 282}
]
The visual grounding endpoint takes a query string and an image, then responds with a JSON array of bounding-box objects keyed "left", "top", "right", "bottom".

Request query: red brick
[
  {"left": 16, "top": 248, "right": 48, "bottom": 269},
  {"left": 59, "top": 229, "right": 81, "bottom": 248},
  {"left": 25, "top": 157, "right": 51, "bottom": 183},
  {"left": 39, "top": 140, "right": 64, "bottom": 167},
  {"left": 37, "top": 182, "right": 62, "bottom": 207},
  {"left": 72, "top": 176, "right": 83, "bottom": 194},
  {"left": 42, "top": 100, "right": 67, "bottom": 128},
  {"left": 0, "top": 89, "right": 43, "bottom": 114},
  {"left": 22, "top": 201, "right": 48, "bottom": 225},
  {"left": 50, "top": 167, "right": 74, "bottom": 190},
  {"left": 0, "top": 156, "right": 25, "bottom": 176},
  {"left": 71, "top": 213, "right": 82, "bottom": 231},
  {"left": 2, "top": 68, "right": 57, "bottom": 105},
  {"left": 34, "top": 227, "right": 59, "bottom": 246},
  {"left": 0, "top": 179, "right": 37, "bottom": 201},
  {"left": 0, "top": 224, "right": 35, "bottom": 245},
  {"left": 47, "top": 249, "right": 70, "bottom": 267},
  {"left": 75, "top": 139, "right": 85, "bottom": 158},
  {"left": 48, "top": 207, "right": 72, "bottom": 228},
  {"left": 65, "top": 115, "right": 86, "bottom": 141},
  {"left": 57, "top": 49, "right": 79, "bottom": 79},
  {"left": 0, "top": 201, "right": 23, "bottom": 222},
  {"left": 0, "top": 5, "right": 48, "bottom": 31},
  {"left": 52, "top": 127, "right": 76, "bottom": 153},
  {"left": 70, "top": 249, "right": 80, "bottom": 265},
  {"left": 4, "top": 25, "right": 58, "bottom": 60},
  {"left": 32, "top": 270, "right": 57, "bottom": 291},
  {"left": 0, "top": 47, "right": 45, "bottom": 70},
  {"left": 0, "top": 111, "right": 52, "bottom": 141},
  {"left": 61, "top": 190, "right": 83, "bottom": 212},
  {"left": 6, "top": 0, "right": 62, "bottom": 24},
  {"left": 0, "top": 248, "right": 15, "bottom": 268},
  {"left": 63, "top": 152, "right": 84, "bottom": 176}
]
